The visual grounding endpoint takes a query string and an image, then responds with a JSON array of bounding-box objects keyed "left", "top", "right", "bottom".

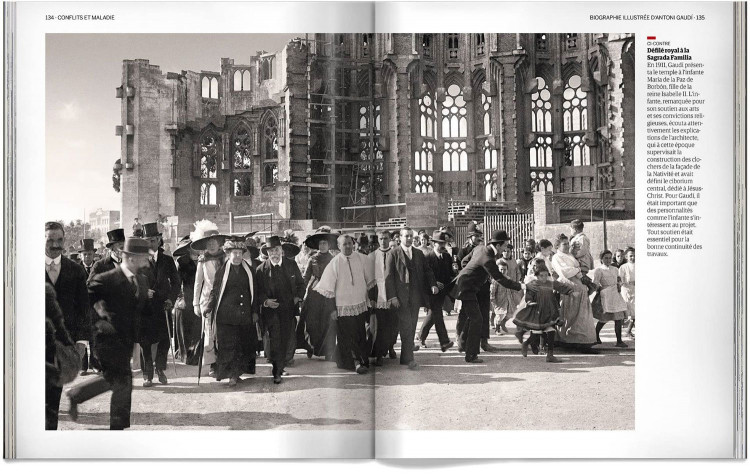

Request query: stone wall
[{"left": 534, "top": 219, "right": 635, "bottom": 264}]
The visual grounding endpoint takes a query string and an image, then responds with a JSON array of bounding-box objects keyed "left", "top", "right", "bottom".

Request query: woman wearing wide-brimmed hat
[
  {"left": 172, "top": 235, "right": 202, "bottom": 365},
  {"left": 191, "top": 220, "right": 229, "bottom": 371},
  {"left": 300, "top": 226, "right": 340, "bottom": 359}
]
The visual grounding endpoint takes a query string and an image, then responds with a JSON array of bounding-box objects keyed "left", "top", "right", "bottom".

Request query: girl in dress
[
  {"left": 517, "top": 245, "right": 535, "bottom": 282},
  {"left": 513, "top": 263, "right": 572, "bottom": 363},
  {"left": 551, "top": 234, "right": 598, "bottom": 351},
  {"left": 618, "top": 247, "right": 636, "bottom": 338},
  {"left": 592, "top": 250, "right": 629, "bottom": 347},
  {"left": 491, "top": 246, "right": 523, "bottom": 333}
]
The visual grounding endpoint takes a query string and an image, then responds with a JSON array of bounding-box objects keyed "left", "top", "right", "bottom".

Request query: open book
[{"left": 3, "top": 0, "right": 746, "bottom": 459}]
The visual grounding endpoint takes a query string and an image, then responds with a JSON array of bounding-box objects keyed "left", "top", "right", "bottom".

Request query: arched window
[
  {"left": 563, "top": 74, "right": 589, "bottom": 166},
  {"left": 475, "top": 34, "right": 485, "bottom": 56},
  {"left": 232, "top": 127, "right": 253, "bottom": 197},
  {"left": 262, "top": 117, "right": 278, "bottom": 186},
  {"left": 441, "top": 83, "right": 467, "bottom": 171},
  {"left": 357, "top": 103, "right": 384, "bottom": 201},
  {"left": 476, "top": 84, "right": 498, "bottom": 201},
  {"left": 536, "top": 34, "right": 548, "bottom": 51},
  {"left": 199, "top": 134, "right": 218, "bottom": 205},
  {"left": 202, "top": 76, "right": 219, "bottom": 99},
  {"left": 421, "top": 34, "right": 433, "bottom": 58},
  {"left": 446, "top": 33, "right": 460, "bottom": 59},
  {"left": 233, "top": 70, "right": 252, "bottom": 91},
  {"left": 530, "top": 76, "right": 554, "bottom": 192},
  {"left": 414, "top": 89, "right": 436, "bottom": 192}
]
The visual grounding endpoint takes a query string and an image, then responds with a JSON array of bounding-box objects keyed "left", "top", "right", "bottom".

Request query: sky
[{"left": 45, "top": 33, "right": 297, "bottom": 223}]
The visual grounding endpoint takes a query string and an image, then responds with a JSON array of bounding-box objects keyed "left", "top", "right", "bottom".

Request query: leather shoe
[
  {"left": 143, "top": 379, "right": 153, "bottom": 388},
  {"left": 465, "top": 356, "right": 484, "bottom": 364},
  {"left": 307, "top": 350, "right": 313, "bottom": 359},
  {"left": 480, "top": 339, "right": 500, "bottom": 352},
  {"left": 67, "top": 394, "right": 78, "bottom": 422},
  {"left": 374, "top": 356, "right": 383, "bottom": 367},
  {"left": 413, "top": 344, "right": 420, "bottom": 352},
  {"left": 273, "top": 375, "right": 282, "bottom": 384},
  {"left": 419, "top": 339, "right": 427, "bottom": 348},
  {"left": 356, "top": 365, "right": 369, "bottom": 375},
  {"left": 156, "top": 369, "right": 168, "bottom": 385},
  {"left": 388, "top": 348, "right": 397, "bottom": 359},
  {"left": 521, "top": 341, "right": 529, "bottom": 357},
  {"left": 440, "top": 341, "right": 454, "bottom": 352}
]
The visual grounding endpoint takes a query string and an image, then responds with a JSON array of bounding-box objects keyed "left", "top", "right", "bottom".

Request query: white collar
[
  {"left": 120, "top": 262, "right": 136, "bottom": 279},
  {"left": 152, "top": 250, "right": 159, "bottom": 262},
  {"left": 270, "top": 259, "right": 282, "bottom": 268},
  {"left": 45, "top": 255, "right": 61, "bottom": 266},
  {"left": 400, "top": 244, "right": 412, "bottom": 256}
]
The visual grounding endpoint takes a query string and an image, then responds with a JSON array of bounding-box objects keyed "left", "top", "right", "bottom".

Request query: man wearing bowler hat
[
  {"left": 455, "top": 229, "right": 534, "bottom": 363},
  {"left": 139, "top": 222, "right": 180, "bottom": 387},
  {"left": 66, "top": 237, "right": 151, "bottom": 429},
  {"left": 255, "top": 235, "right": 305, "bottom": 383},
  {"left": 418, "top": 230, "right": 456, "bottom": 351}
]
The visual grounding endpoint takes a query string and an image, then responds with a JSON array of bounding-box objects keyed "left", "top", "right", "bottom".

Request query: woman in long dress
[
  {"left": 550, "top": 233, "right": 597, "bottom": 350},
  {"left": 592, "top": 250, "right": 629, "bottom": 347},
  {"left": 618, "top": 247, "right": 636, "bottom": 338}
]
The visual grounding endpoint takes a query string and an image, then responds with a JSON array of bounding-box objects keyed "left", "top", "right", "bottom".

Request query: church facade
[{"left": 114, "top": 33, "right": 635, "bottom": 238}]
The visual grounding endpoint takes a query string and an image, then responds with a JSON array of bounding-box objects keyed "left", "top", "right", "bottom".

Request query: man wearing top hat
[
  {"left": 455, "top": 229, "right": 535, "bottom": 363},
  {"left": 66, "top": 237, "right": 151, "bottom": 430},
  {"left": 418, "top": 230, "right": 456, "bottom": 352},
  {"left": 203, "top": 240, "right": 260, "bottom": 387},
  {"left": 384, "top": 226, "right": 438, "bottom": 370},
  {"left": 139, "top": 222, "right": 180, "bottom": 387},
  {"left": 255, "top": 235, "right": 305, "bottom": 383},
  {"left": 89, "top": 229, "right": 126, "bottom": 279},
  {"left": 44, "top": 221, "right": 90, "bottom": 429},
  {"left": 78, "top": 238, "right": 99, "bottom": 375}
]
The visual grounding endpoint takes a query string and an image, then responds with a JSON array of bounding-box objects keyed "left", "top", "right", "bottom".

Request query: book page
[{"left": 373, "top": 0, "right": 738, "bottom": 458}]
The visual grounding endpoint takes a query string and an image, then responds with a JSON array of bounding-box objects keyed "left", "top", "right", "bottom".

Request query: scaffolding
[{"left": 304, "top": 34, "right": 379, "bottom": 226}]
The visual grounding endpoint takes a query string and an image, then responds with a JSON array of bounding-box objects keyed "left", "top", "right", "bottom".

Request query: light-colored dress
[
  {"left": 591, "top": 265, "right": 628, "bottom": 322},
  {"left": 618, "top": 262, "right": 635, "bottom": 320},
  {"left": 193, "top": 252, "right": 225, "bottom": 365},
  {"left": 490, "top": 258, "right": 523, "bottom": 323},
  {"left": 551, "top": 251, "right": 597, "bottom": 345}
]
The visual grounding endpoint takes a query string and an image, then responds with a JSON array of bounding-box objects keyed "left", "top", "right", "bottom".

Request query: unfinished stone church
[{"left": 114, "top": 33, "right": 635, "bottom": 239}]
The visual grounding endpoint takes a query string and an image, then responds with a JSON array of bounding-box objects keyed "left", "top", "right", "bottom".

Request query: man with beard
[
  {"left": 385, "top": 226, "right": 438, "bottom": 370},
  {"left": 315, "top": 234, "right": 374, "bottom": 374},
  {"left": 66, "top": 238, "right": 150, "bottom": 430},
  {"left": 418, "top": 230, "right": 456, "bottom": 351},
  {"left": 256, "top": 236, "right": 305, "bottom": 384},
  {"left": 139, "top": 222, "right": 180, "bottom": 387},
  {"left": 44, "top": 221, "right": 89, "bottom": 429},
  {"left": 90, "top": 230, "right": 126, "bottom": 277},
  {"left": 203, "top": 240, "right": 260, "bottom": 387},
  {"left": 367, "top": 230, "right": 398, "bottom": 365}
]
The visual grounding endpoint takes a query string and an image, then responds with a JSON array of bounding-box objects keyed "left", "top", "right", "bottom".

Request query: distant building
[
  {"left": 89, "top": 208, "right": 121, "bottom": 240},
  {"left": 114, "top": 33, "right": 635, "bottom": 237}
]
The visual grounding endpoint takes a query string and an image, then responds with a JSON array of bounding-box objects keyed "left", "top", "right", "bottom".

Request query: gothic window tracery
[
  {"left": 530, "top": 76, "right": 554, "bottom": 192},
  {"left": 476, "top": 85, "right": 497, "bottom": 201},
  {"left": 201, "top": 76, "right": 219, "bottom": 99},
  {"left": 562, "top": 74, "right": 590, "bottom": 166},
  {"left": 414, "top": 90, "right": 435, "bottom": 192},
  {"left": 262, "top": 117, "right": 278, "bottom": 186},
  {"left": 536, "top": 34, "right": 548, "bottom": 51},
  {"left": 475, "top": 34, "right": 485, "bottom": 56},
  {"left": 441, "top": 83, "right": 468, "bottom": 172},
  {"left": 447, "top": 34, "right": 460, "bottom": 59},
  {"left": 200, "top": 134, "right": 218, "bottom": 205},
  {"left": 232, "top": 127, "right": 253, "bottom": 197},
  {"left": 357, "top": 103, "right": 384, "bottom": 201}
]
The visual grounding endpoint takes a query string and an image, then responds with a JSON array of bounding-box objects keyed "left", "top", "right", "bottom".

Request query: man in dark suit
[
  {"left": 454, "top": 222, "right": 484, "bottom": 351},
  {"left": 78, "top": 238, "right": 98, "bottom": 375},
  {"left": 66, "top": 238, "right": 151, "bottom": 430},
  {"left": 255, "top": 236, "right": 305, "bottom": 383},
  {"left": 139, "top": 222, "right": 180, "bottom": 387},
  {"left": 385, "top": 226, "right": 438, "bottom": 370},
  {"left": 44, "top": 221, "right": 89, "bottom": 429},
  {"left": 455, "top": 230, "right": 533, "bottom": 363},
  {"left": 89, "top": 229, "right": 126, "bottom": 279},
  {"left": 418, "top": 230, "right": 456, "bottom": 352}
]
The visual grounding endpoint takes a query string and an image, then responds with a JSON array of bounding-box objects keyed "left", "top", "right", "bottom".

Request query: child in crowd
[
  {"left": 534, "top": 239, "right": 557, "bottom": 279},
  {"left": 490, "top": 260, "right": 520, "bottom": 334},
  {"left": 613, "top": 249, "right": 626, "bottom": 268},
  {"left": 517, "top": 245, "right": 535, "bottom": 283},
  {"left": 513, "top": 263, "right": 572, "bottom": 363},
  {"left": 592, "top": 250, "right": 629, "bottom": 348},
  {"left": 618, "top": 247, "right": 636, "bottom": 338}
]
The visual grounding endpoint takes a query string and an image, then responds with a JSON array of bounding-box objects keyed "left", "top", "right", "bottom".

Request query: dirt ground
[{"left": 57, "top": 312, "right": 634, "bottom": 431}]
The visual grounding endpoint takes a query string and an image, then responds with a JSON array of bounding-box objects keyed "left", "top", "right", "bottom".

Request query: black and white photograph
[{"left": 44, "top": 32, "right": 636, "bottom": 432}]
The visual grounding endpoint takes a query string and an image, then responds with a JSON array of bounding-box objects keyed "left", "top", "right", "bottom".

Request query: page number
[{"left": 45, "top": 15, "right": 54, "bottom": 20}]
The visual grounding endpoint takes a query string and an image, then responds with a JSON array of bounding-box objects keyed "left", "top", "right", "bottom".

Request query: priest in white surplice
[{"left": 315, "top": 234, "right": 375, "bottom": 374}]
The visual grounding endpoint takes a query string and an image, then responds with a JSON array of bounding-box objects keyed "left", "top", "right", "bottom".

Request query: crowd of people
[{"left": 44, "top": 217, "right": 635, "bottom": 430}]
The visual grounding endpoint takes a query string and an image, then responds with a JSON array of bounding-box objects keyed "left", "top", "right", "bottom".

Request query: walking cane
[
  {"left": 164, "top": 309, "right": 178, "bottom": 376},
  {"left": 197, "top": 316, "right": 205, "bottom": 385}
]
